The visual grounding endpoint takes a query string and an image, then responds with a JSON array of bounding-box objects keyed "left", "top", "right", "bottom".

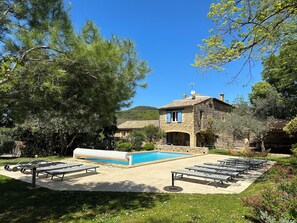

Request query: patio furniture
[
  {"left": 185, "top": 166, "right": 239, "bottom": 179},
  {"left": 4, "top": 160, "right": 50, "bottom": 171},
  {"left": 36, "top": 163, "right": 83, "bottom": 176},
  {"left": 220, "top": 158, "right": 267, "bottom": 168},
  {"left": 45, "top": 165, "right": 100, "bottom": 181},
  {"left": 20, "top": 161, "right": 65, "bottom": 173},
  {"left": 194, "top": 164, "right": 246, "bottom": 173},
  {"left": 203, "top": 162, "right": 249, "bottom": 171},
  {"left": 171, "top": 169, "right": 231, "bottom": 187}
]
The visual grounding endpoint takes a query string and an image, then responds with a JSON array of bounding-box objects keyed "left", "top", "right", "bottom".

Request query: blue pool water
[{"left": 85, "top": 151, "right": 191, "bottom": 166}]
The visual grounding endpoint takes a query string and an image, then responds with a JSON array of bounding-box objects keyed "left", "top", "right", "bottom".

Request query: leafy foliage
[
  {"left": 249, "top": 82, "right": 284, "bottom": 118},
  {"left": 242, "top": 165, "right": 297, "bottom": 222},
  {"left": 262, "top": 40, "right": 297, "bottom": 117},
  {"left": 142, "top": 124, "right": 165, "bottom": 143},
  {"left": 214, "top": 97, "right": 273, "bottom": 151},
  {"left": 115, "top": 142, "right": 132, "bottom": 152},
  {"left": 142, "top": 142, "right": 155, "bottom": 151},
  {"left": 290, "top": 144, "right": 297, "bottom": 157},
  {"left": 193, "top": 0, "right": 297, "bottom": 76},
  {"left": 0, "top": 0, "right": 73, "bottom": 85},
  {"left": 284, "top": 116, "right": 297, "bottom": 135},
  {"left": 126, "top": 130, "right": 145, "bottom": 150},
  {"left": 0, "top": 3, "right": 151, "bottom": 155}
]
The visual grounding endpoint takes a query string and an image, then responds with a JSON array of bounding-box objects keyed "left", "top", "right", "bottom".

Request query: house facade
[
  {"left": 159, "top": 92, "right": 232, "bottom": 148},
  {"left": 115, "top": 120, "right": 159, "bottom": 138}
]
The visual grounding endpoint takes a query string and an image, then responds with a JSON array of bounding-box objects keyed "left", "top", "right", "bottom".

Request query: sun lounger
[
  {"left": 194, "top": 164, "right": 246, "bottom": 173},
  {"left": 36, "top": 163, "right": 83, "bottom": 176},
  {"left": 45, "top": 165, "right": 100, "bottom": 181},
  {"left": 171, "top": 169, "right": 231, "bottom": 187},
  {"left": 203, "top": 162, "right": 249, "bottom": 171},
  {"left": 185, "top": 166, "right": 240, "bottom": 179},
  {"left": 20, "top": 161, "right": 65, "bottom": 173},
  {"left": 219, "top": 158, "right": 266, "bottom": 168},
  {"left": 4, "top": 160, "right": 50, "bottom": 171}
]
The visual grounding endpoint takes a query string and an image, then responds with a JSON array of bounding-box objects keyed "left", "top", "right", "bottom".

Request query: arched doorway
[{"left": 166, "top": 132, "right": 190, "bottom": 146}]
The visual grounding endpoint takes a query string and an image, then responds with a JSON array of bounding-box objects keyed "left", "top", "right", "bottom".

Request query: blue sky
[{"left": 69, "top": 0, "right": 263, "bottom": 108}]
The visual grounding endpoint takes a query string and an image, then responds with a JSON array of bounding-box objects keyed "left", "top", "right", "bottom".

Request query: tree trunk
[
  {"left": 65, "top": 132, "right": 79, "bottom": 152},
  {"left": 59, "top": 130, "right": 67, "bottom": 156},
  {"left": 260, "top": 140, "right": 266, "bottom": 152}
]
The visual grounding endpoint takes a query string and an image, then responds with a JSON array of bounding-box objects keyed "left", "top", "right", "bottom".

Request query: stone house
[
  {"left": 159, "top": 92, "right": 233, "bottom": 148},
  {"left": 115, "top": 120, "right": 159, "bottom": 138}
]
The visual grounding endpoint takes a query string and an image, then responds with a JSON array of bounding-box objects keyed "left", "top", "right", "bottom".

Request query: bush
[
  {"left": 0, "top": 141, "right": 16, "bottom": 154},
  {"left": 127, "top": 130, "right": 145, "bottom": 150},
  {"left": 241, "top": 165, "right": 297, "bottom": 222},
  {"left": 115, "top": 142, "right": 132, "bottom": 152},
  {"left": 142, "top": 142, "right": 155, "bottom": 151},
  {"left": 290, "top": 143, "right": 297, "bottom": 157}
]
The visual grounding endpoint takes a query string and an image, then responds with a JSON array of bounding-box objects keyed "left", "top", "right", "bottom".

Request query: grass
[{"left": 0, "top": 155, "right": 295, "bottom": 222}]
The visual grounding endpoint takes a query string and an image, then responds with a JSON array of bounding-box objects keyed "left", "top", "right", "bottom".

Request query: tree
[
  {"left": 0, "top": 20, "right": 151, "bottom": 155},
  {"left": 214, "top": 97, "right": 273, "bottom": 151},
  {"left": 142, "top": 124, "right": 164, "bottom": 143},
  {"left": 127, "top": 130, "right": 145, "bottom": 150},
  {"left": 249, "top": 82, "right": 284, "bottom": 118},
  {"left": 0, "top": 0, "right": 72, "bottom": 85},
  {"left": 261, "top": 40, "right": 297, "bottom": 117},
  {"left": 283, "top": 116, "right": 297, "bottom": 135},
  {"left": 193, "top": 0, "right": 297, "bottom": 77}
]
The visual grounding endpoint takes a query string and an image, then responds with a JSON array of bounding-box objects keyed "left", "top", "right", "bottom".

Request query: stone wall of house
[
  {"left": 159, "top": 106, "right": 194, "bottom": 134},
  {"left": 156, "top": 144, "right": 208, "bottom": 154},
  {"left": 193, "top": 99, "right": 232, "bottom": 134}
]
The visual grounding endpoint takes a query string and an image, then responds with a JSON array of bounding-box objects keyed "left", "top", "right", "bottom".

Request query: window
[
  {"left": 172, "top": 111, "right": 178, "bottom": 122},
  {"left": 166, "top": 110, "right": 182, "bottom": 123}
]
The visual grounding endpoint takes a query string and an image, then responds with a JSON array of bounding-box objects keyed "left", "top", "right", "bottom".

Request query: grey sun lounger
[
  {"left": 45, "top": 165, "right": 100, "bottom": 181},
  {"left": 171, "top": 169, "right": 231, "bottom": 187},
  {"left": 4, "top": 160, "right": 51, "bottom": 171},
  {"left": 20, "top": 161, "right": 65, "bottom": 173},
  {"left": 194, "top": 164, "right": 246, "bottom": 173},
  {"left": 218, "top": 158, "right": 266, "bottom": 168},
  {"left": 203, "top": 162, "right": 249, "bottom": 171},
  {"left": 36, "top": 163, "right": 83, "bottom": 176},
  {"left": 185, "top": 166, "right": 240, "bottom": 179}
]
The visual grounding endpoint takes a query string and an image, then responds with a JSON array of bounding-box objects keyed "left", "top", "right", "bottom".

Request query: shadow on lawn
[{"left": 0, "top": 176, "right": 170, "bottom": 223}]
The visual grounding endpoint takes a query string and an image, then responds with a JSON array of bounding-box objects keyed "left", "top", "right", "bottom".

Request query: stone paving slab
[{"left": 0, "top": 154, "right": 272, "bottom": 194}]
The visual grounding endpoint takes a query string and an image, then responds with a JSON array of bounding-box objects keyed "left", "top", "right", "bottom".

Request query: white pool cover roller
[{"left": 73, "top": 148, "right": 130, "bottom": 161}]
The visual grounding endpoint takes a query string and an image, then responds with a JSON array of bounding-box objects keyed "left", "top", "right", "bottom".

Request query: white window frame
[{"left": 171, "top": 111, "right": 178, "bottom": 122}]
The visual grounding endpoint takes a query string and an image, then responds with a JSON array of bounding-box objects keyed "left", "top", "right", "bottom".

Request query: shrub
[
  {"left": 241, "top": 165, "right": 297, "bottom": 222},
  {"left": 290, "top": 143, "right": 297, "bottom": 157},
  {"left": 115, "top": 142, "right": 132, "bottom": 152},
  {"left": 142, "top": 142, "right": 155, "bottom": 151},
  {"left": 127, "top": 130, "right": 145, "bottom": 150},
  {"left": 0, "top": 141, "right": 16, "bottom": 154}
]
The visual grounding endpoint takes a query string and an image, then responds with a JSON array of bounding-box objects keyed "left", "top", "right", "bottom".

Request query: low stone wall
[{"left": 156, "top": 145, "right": 208, "bottom": 154}]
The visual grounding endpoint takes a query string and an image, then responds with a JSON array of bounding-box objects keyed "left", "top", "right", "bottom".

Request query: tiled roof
[
  {"left": 160, "top": 95, "right": 211, "bottom": 109},
  {"left": 117, "top": 120, "right": 159, "bottom": 130}
]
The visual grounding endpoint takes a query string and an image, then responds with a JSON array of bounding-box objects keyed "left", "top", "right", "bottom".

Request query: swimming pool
[{"left": 85, "top": 151, "right": 191, "bottom": 166}]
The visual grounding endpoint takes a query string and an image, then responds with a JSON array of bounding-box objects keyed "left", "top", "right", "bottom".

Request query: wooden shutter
[
  {"left": 177, "top": 110, "right": 182, "bottom": 123},
  {"left": 166, "top": 111, "right": 171, "bottom": 123}
]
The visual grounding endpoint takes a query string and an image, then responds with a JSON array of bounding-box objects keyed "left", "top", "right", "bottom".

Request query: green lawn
[{"left": 0, "top": 155, "right": 295, "bottom": 223}]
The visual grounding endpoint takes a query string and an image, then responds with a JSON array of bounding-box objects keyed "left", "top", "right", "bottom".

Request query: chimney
[
  {"left": 183, "top": 93, "right": 187, "bottom": 99},
  {"left": 191, "top": 90, "right": 196, "bottom": 99},
  {"left": 219, "top": 93, "right": 224, "bottom": 101}
]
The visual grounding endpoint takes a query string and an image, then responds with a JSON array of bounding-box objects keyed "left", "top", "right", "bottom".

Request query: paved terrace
[{"left": 0, "top": 154, "right": 272, "bottom": 194}]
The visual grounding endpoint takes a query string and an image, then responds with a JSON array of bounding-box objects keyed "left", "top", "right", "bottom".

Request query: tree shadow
[{"left": 0, "top": 176, "right": 170, "bottom": 223}]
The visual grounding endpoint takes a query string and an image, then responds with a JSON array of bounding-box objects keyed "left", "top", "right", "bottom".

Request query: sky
[{"left": 69, "top": 0, "right": 263, "bottom": 109}]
